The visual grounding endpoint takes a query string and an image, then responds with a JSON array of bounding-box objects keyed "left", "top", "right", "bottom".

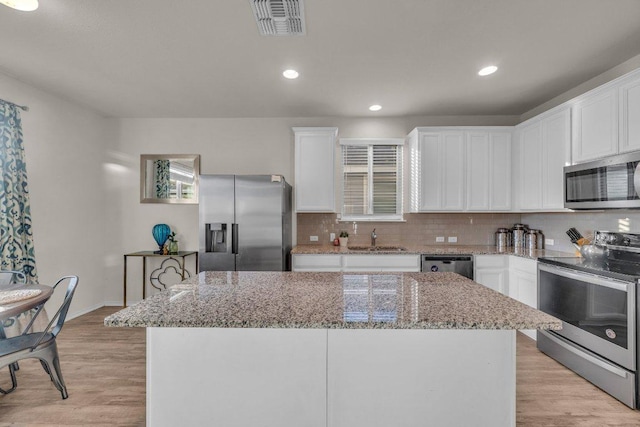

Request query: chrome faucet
[{"left": 371, "top": 228, "right": 377, "bottom": 247}]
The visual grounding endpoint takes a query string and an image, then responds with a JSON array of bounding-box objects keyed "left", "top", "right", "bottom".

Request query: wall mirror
[{"left": 140, "top": 154, "right": 200, "bottom": 204}]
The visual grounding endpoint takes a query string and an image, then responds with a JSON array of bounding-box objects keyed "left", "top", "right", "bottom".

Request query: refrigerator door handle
[{"left": 232, "top": 223, "right": 239, "bottom": 254}]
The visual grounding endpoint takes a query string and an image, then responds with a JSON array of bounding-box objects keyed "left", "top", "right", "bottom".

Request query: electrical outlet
[
  {"left": 545, "top": 238, "right": 555, "bottom": 246},
  {"left": 448, "top": 236, "right": 457, "bottom": 243},
  {"left": 329, "top": 233, "right": 336, "bottom": 241},
  {"left": 436, "top": 236, "right": 445, "bottom": 243},
  {"left": 309, "top": 235, "right": 319, "bottom": 242}
]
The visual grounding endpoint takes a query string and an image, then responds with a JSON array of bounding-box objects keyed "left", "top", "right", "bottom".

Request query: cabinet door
[
  {"left": 417, "top": 132, "right": 464, "bottom": 211},
  {"left": 519, "top": 122, "right": 543, "bottom": 210},
  {"left": 508, "top": 265, "right": 537, "bottom": 340},
  {"left": 292, "top": 254, "right": 342, "bottom": 272},
  {"left": 418, "top": 133, "right": 443, "bottom": 210},
  {"left": 512, "top": 270, "right": 537, "bottom": 309},
  {"left": 620, "top": 77, "right": 640, "bottom": 154},
  {"left": 490, "top": 132, "right": 511, "bottom": 210},
  {"left": 466, "top": 132, "right": 490, "bottom": 210},
  {"left": 342, "top": 255, "right": 421, "bottom": 272},
  {"left": 474, "top": 255, "right": 508, "bottom": 294},
  {"left": 541, "top": 108, "right": 571, "bottom": 209},
  {"left": 475, "top": 268, "right": 508, "bottom": 294},
  {"left": 466, "top": 131, "right": 511, "bottom": 211},
  {"left": 294, "top": 127, "right": 338, "bottom": 212},
  {"left": 441, "top": 133, "right": 465, "bottom": 210},
  {"left": 508, "top": 256, "right": 537, "bottom": 308},
  {"left": 572, "top": 88, "right": 618, "bottom": 162}
]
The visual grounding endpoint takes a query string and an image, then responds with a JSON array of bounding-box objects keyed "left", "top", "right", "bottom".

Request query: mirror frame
[{"left": 140, "top": 154, "right": 200, "bottom": 204}]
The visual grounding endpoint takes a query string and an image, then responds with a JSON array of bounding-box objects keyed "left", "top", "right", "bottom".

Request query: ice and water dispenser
[{"left": 205, "top": 223, "right": 228, "bottom": 253}]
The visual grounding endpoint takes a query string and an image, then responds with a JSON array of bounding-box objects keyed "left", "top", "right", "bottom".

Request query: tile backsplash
[
  {"left": 297, "top": 213, "right": 523, "bottom": 246},
  {"left": 521, "top": 211, "right": 640, "bottom": 253}
]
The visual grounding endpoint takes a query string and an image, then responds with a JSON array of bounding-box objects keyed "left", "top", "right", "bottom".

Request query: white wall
[
  {"left": 521, "top": 52, "right": 640, "bottom": 122},
  {"left": 0, "top": 72, "right": 111, "bottom": 318},
  {"left": 108, "top": 115, "right": 516, "bottom": 304}
]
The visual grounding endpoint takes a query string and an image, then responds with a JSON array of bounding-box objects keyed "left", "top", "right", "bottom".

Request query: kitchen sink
[{"left": 347, "top": 245, "right": 407, "bottom": 252}]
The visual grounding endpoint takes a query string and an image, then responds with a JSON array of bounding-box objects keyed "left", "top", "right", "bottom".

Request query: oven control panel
[{"left": 594, "top": 231, "right": 640, "bottom": 250}]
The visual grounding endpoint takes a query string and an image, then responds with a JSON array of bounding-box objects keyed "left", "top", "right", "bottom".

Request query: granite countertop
[
  {"left": 291, "top": 244, "right": 575, "bottom": 260},
  {"left": 104, "top": 271, "right": 561, "bottom": 331}
]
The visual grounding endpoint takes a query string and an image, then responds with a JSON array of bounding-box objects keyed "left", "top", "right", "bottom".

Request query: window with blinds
[{"left": 340, "top": 138, "right": 403, "bottom": 221}]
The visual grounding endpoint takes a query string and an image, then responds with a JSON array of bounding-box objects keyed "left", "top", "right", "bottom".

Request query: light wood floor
[
  {"left": 0, "top": 307, "right": 145, "bottom": 426},
  {"left": 1, "top": 307, "right": 640, "bottom": 426}
]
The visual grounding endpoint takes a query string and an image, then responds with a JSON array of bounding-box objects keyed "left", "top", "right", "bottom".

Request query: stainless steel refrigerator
[{"left": 198, "top": 175, "right": 292, "bottom": 271}]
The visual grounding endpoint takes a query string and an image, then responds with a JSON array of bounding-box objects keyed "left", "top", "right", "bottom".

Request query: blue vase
[{"left": 152, "top": 224, "right": 171, "bottom": 253}]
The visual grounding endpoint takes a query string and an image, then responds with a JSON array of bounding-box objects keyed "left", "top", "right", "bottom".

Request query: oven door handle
[
  {"left": 538, "top": 263, "right": 631, "bottom": 292},
  {"left": 542, "top": 331, "right": 629, "bottom": 379}
]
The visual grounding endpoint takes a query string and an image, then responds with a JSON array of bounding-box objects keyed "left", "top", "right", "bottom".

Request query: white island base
[{"left": 148, "top": 327, "right": 516, "bottom": 427}]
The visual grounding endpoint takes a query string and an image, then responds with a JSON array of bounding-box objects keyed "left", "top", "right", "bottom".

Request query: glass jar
[{"left": 168, "top": 240, "right": 179, "bottom": 255}]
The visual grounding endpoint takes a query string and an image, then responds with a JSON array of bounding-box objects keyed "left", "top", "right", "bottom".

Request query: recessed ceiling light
[
  {"left": 478, "top": 65, "right": 498, "bottom": 76},
  {"left": 282, "top": 69, "right": 299, "bottom": 79},
  {"left": 369, "top": 104, "right": 382, "bottom": 112},
  {"left": 0, "top": 0, "right": 38, "bottom": 11}
]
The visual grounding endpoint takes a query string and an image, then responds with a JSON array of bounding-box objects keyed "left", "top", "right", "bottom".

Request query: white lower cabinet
[
  {"left": 508, "top": 256, "right": 538, "bottom": 340},
  {"left": 292, "top": 254, "right": 421, "bottom": 273},
  {"left": 474, "top": 255, "right": 508, "bottom": 294},
  {"left": 292, "top": 254, "right": 342, "bottom": 272},
  {"left": 475, "top": 255, "right": 538, "bottom": 340},
  {"left": 342, "top": 254, "right": 420, "bottom": 272}
]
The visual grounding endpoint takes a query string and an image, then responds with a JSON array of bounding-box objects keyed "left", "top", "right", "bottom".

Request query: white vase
[{"left": 339, "top": 237, "right": 348, "bottom": 247}]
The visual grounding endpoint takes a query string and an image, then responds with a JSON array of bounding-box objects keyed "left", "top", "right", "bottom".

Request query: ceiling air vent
[{"left": 249, "top": 0, "right": 306, "bottom": 36}]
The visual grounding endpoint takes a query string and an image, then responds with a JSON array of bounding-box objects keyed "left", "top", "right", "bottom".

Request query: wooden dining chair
[{"left": 0, "top": 276, "right": 78, "bottom": 398}]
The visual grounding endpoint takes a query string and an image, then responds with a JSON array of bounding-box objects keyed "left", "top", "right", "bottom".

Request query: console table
[{"left": 123, "top": 251, "right": 198, "bottom": 307}]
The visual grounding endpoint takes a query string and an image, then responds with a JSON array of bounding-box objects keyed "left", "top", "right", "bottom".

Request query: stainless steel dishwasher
[{"left": 421, "top": 255, "right": 474, "bottom": 279}]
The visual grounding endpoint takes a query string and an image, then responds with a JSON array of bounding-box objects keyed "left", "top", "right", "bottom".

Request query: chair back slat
[
  {"left": 50, "top": 276, "right": 78, "bottom": 337},
  {"left": 0, "top": 271, "right": 27, "bottom": 285},
  {"left": 29, "top": 276, "right": 78, "bottom": 350}
]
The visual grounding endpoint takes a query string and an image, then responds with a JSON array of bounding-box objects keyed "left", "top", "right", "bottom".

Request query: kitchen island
[{"left": 105, "top": 271, "right": 561, "bottom": 427}]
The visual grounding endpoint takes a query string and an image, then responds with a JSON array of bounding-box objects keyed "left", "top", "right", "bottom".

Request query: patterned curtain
[
  {"left": 154, "top": 159, "right": 170, "bottom": 198},
  {"left": 0, "top": 101, "right": 38, "bottom": 284}
]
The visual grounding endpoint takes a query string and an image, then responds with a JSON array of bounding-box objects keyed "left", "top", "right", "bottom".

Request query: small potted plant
[
  {"left": 339, "top": 231, "right": 349, "bottom": 247},
  {"left": 167, "top": 231, "right": 179, "bottom": 255}
]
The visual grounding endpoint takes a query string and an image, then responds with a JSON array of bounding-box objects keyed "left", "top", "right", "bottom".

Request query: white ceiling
[{"left": 1, "top": 0, "right": 640, "bottom": 118}]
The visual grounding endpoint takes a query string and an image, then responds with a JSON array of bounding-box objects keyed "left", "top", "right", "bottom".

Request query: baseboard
[
  {"left": 104, "top": 301, "right": 125, "bottom": 307},
  {"left": 67, "top": 302, "right": 106, "bottom": 321}
]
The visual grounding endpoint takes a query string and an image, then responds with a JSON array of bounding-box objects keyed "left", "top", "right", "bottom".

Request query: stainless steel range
[{"left": 538, "top": 231, "right": 640, "bottom": 408}]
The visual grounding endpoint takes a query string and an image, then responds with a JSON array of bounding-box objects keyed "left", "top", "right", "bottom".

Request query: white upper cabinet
[
  {"left": 466, "top": 131, "right": 512, "bottom": 211},
  {"left": 466, "top": 132, "right": 490, "bottom": 210},
  {"left": 441, "top": 133, "right": 466, "bottom": 210},
  {"left": 410, "top": 127, "right": 511, "bottom": 212},
  {"left": 515, "top": 107, "right": 570, "bottom": 211},
  {"left": 519, "top": 122, "right": 543, "bottom": 210},
  {"left": 542, "top": 108, "right": 571, "bottom": 209},
  {"left": 410, "top": 129, "right": 465, "bottom": 211},
  {"left": 490, "top": 133, "right": 512, "bottom": 210},
  {"left": 620, "top": 76, "right": 640, "bottom": 154},
  {"left": 571, "top": 69, "right": 640, "bottom": 163},
  {"left": 293, "top": 127, "right": 338, "bottom": 212},
  {"left": 572, "top": 87, "right": 618, "bottom": 163}
]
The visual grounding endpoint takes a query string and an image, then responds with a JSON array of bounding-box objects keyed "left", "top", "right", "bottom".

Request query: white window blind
[{"left": 341, "top": 138, "right": 403, "bottom": 221}]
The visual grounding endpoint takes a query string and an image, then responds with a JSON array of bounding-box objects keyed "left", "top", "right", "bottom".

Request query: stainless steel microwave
[{"left": 565, "top": 151, "right": 640, "bottom": 209}]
